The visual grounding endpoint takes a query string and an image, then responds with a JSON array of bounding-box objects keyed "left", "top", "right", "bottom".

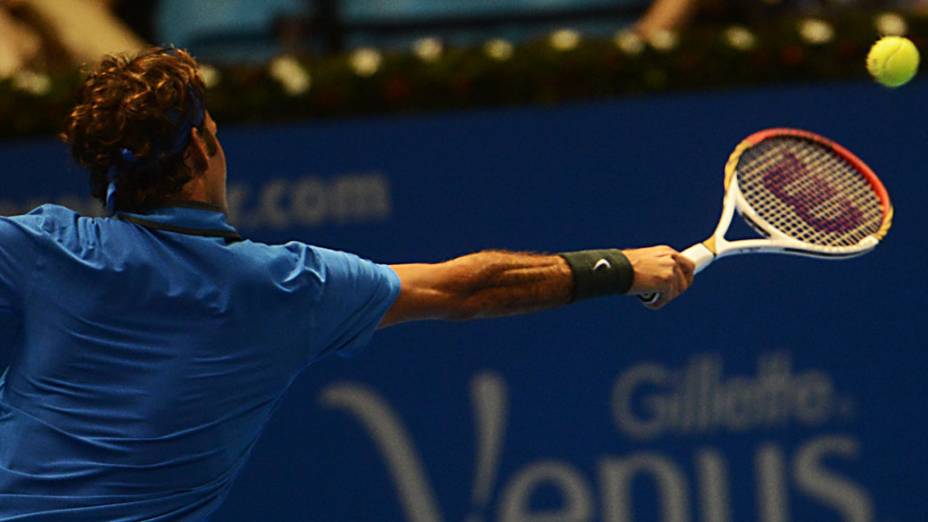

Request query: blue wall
[{"left": 1, "top": 80, "right": 926, "bottom": 521}]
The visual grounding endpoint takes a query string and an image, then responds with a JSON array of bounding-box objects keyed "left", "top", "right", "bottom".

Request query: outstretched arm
[{"left": 380, "top": 246, "right": 694, "bottom": 328}]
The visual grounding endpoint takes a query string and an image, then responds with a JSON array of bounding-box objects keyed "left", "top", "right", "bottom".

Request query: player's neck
[{"left": 179, "top": 176, "right": 228, "bottom": 213}]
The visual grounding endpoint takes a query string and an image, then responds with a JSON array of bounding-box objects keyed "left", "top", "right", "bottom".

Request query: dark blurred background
[
  {"left": 2, "top": 0, "right": 927, "bottom": 137},
  {"left": 2, "top": 0, "right": 925, "bottom": 64}
]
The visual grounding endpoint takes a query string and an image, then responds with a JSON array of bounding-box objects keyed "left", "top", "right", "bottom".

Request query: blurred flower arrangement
[{"left": 1, "top": 11, "right": 925, "bottom": 139}]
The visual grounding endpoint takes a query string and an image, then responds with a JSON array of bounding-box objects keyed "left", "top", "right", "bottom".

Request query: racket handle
[
  {"left": 637, "top": 243, "right": 715, "bottom": 306},
  {"left": 681, "top": 243, "right": 715, "bottom": 274}
]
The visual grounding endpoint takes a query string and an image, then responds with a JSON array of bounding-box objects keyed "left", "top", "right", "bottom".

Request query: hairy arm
[
  {"left": 380, "top": 251, "right": 573, "bottom": 327},
  {"left": 379, "top": 246, "right": 694, "bottom": 328}
]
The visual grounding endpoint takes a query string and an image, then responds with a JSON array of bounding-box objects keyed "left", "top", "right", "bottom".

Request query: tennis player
[{"left": 0, "top": 47, "right": 694, "bottom": 521}]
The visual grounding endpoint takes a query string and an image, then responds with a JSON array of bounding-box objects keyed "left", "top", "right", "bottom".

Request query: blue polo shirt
[{"left": 0, "top": 204, "right": 400, "bottom": 521}]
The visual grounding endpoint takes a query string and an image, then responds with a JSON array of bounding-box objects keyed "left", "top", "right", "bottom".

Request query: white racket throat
[{"left": 679, "top": 243, "right": 715, "bottom": 274}]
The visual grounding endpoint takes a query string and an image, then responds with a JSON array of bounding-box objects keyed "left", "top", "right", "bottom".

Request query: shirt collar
[{"left": 116, "top": 202, "right": 241, "bottom": 240}]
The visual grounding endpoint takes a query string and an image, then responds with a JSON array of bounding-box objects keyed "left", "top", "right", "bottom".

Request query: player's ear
[{"left": 186, "top": 128, "right": 210, "bottom": 173}]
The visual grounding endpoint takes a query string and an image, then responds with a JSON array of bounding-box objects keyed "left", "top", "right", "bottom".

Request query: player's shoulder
[
  {"left": 234, "top": 240, "right": 366, "bottom": 280},
  {"left": 0, "top": 204, "right": 82, "bottom": 236},
  {"left": 259, "top": 241, "right": 367, "bottom": 271},
  {"left": 237, "top": 239, "right": 326, "bottom": 271},
  {"left": 230, "top": 240, "right": 395, "bottom": 303}
]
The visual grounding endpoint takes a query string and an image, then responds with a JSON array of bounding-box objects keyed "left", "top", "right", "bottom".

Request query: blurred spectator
[
  {"left": 634, "top": 0, "right": 699, "bottom": 38},
  {"left": 18, "top": 0, "right": 144, "bottom": 63},
  {"left": 0, "top": 3, "right": 42, "bottom": 78},
  {"left": 0, "top": 0, "right": 144, "bottom": 77}
]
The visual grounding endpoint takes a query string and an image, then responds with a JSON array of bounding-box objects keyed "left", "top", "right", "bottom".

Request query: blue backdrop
[{"left": 1, "top": 80, "right": 926, "bottom": 521}]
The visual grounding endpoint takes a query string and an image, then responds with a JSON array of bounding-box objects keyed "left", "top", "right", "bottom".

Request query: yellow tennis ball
[{"left": 867, "top": 36, "right": 920, "bottom": 88}]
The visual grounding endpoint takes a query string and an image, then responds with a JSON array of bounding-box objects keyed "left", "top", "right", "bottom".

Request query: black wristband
[{"left": 559, "top": 249, "right": 634, "bottom": 302}]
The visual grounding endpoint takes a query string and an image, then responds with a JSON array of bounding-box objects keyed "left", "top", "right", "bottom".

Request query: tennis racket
[{"left": 640, "top": 128, "right": 892, "bottom": 305}]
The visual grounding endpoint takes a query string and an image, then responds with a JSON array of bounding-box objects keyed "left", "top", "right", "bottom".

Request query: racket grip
[
  {"left": 637, "top": 243, "right": 715, "bottom": 306},
  {"left": 681, "top": 243, "right": 715, "bottom": 274}
]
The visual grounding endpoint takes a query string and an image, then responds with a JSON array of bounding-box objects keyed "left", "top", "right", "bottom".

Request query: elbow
[
  {"left": 432, "top": 259, "right": 486, "bottom": 321},
  {"left": 391, "top": 255, "right": 494, "bottom": 323}
]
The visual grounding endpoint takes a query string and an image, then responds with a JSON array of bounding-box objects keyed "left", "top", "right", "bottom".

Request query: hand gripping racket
[{"left": 640, "top": 128, "right": 893, "bottom": 305}]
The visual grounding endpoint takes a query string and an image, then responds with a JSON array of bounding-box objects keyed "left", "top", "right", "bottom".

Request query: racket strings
[{"left": 736, "top": 137, "right": 884, "bottom": 247}]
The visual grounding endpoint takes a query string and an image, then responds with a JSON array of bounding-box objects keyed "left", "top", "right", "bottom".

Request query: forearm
[
  {"left": 383, "top": 245, "right": 692, "bottom": 327},
  {"left": 440, "top": 250, "right": 574, "bottom": 319},
  {"left": 383, "top": 250, "right": 575, "bottom": 326}
]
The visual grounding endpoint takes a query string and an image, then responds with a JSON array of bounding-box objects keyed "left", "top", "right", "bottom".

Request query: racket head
[{"left": 722, "top": 128, "right": 892, "bottom": 257}]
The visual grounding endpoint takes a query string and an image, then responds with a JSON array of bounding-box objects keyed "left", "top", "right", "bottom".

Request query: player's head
[{"left": 62, "top": 46, "right": 226, "bottom": 213}]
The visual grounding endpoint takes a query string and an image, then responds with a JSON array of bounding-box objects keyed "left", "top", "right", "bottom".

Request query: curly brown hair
[{"left": 61, "top": 47, "right": 208, "bottom": 213}]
